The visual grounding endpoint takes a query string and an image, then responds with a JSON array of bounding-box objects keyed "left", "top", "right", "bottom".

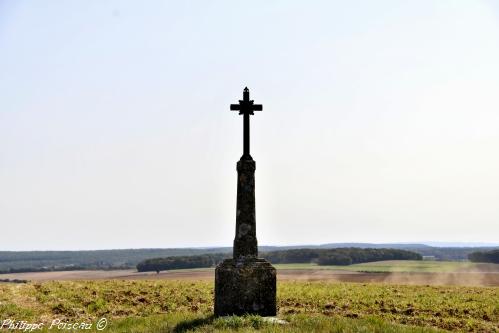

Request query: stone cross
[
  {"left": 230, "top": 87, "right": 262, "bottom": 159},
  {"left": 215, "top": 87, "right": 276, "bottom": 317}
]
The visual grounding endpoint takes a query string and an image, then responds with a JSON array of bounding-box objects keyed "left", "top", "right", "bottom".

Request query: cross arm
[{"left": 230, "top": 103, "right": 263, "bottom": 114}]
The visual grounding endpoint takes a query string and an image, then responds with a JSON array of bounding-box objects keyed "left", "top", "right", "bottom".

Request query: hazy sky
[{"left": 1, "top": 1, "right": 499, "bottom": 250}]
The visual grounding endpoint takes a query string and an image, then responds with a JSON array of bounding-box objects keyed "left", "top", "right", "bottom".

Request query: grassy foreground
[{"left": 0, "top": 280, "right": 497, "bottom": 332}]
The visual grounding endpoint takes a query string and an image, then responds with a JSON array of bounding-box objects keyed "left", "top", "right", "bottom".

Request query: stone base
[{"left": 214, "top": 258, "right": 276, "bottom": 316}]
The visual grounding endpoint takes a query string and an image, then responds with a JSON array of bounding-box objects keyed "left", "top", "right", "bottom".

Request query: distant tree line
[
  {"left": 136, "top": 248, "right": 422, "bottom": 273},
  {"left": 404, "top": 247, "right": 487, "bottom": 261},
  {"left": 2, "top": 245, "right": 495, "bottom": 274},
  {"left": 0, "top": 264, "right": 133, "bottom": 274},
  {"left": 137, "top": 254, "right": 228, "bottom": 273},
  {"left": 468, "top": 249, "right": 499, "bottom": 264},
  {"left": 264, "top": 248, "right": 421, "bottom": 265},
  {"left": 0, "top": 248, "right": 232, "bottom": 274}
]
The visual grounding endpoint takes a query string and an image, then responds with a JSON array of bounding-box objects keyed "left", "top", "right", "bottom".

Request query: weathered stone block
[{"left": 214, "top": 258, "right": 276, "bottom": 316}]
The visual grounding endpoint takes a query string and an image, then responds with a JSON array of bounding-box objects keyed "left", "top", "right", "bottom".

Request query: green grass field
[
  {"left": 274, "top": 260, "right": 499, "bottom": 273},
  {"left": 0, "top": 280, "right": 497, "bottom": 332}
]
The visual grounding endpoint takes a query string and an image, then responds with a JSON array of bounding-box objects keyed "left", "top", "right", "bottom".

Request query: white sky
[{"left": 1, "top": 1, "right": 498, "bottom": 250}]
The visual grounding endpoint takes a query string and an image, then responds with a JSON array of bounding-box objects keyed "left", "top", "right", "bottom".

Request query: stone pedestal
[{"left": 215, "top": 258, "right": 276, "bottom": 316}]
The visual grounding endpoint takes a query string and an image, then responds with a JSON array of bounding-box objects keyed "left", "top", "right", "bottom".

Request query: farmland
[
  {"left": 274, "top": 260, "right": 499, "bottom": 273},
  {"left": 0, "top": 261, "right": 498, "bottom": 332},
  {"left": 0, "top": 279, "right": 497, "bottom": 332},
  {"left": 1, "top": 260, "right": 498, "bottom": 286}
]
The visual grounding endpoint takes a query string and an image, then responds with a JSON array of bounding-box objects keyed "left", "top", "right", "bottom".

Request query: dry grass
[{"left": 0, "top": 280, "right": 497, "bottom": 332}]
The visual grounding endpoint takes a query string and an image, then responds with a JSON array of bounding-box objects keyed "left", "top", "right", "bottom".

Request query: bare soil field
[{"left": 1, "top": 268, "right": 498, "bottom": 286}]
